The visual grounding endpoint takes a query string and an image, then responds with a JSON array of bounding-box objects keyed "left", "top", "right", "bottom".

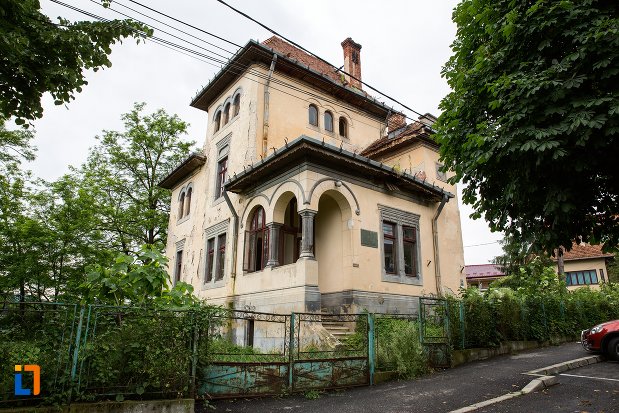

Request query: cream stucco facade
[{"left": 162, "top": 37, "right": 465, "bottom": 315}]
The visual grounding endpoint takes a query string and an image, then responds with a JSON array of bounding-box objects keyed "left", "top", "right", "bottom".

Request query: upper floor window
[
  {"left": 339, "top": 117, "right": 348, "bottom": 138},
  {"left": 223, "top": 102, "right": 231, "bottom": 125},
  {"left": 383, "top": 222, "right": 397, "bottom": 274},
  {"left": 185, "top": 187, "right": 192, "bottom": 216},
  {"left": 214, "top": 111, "right": 222, "bottom": 133},
  {"left": 178, "top": 192, "right": 186, "bottom": 220},
  {"left": 174, "top": 250, "right": 183, "bottom": 284},
  {"left": 178, "top": 184, "right": 193, "bottom": 220},
  {"left": 215, "top": 157, "right": 228, "bottom": 199},
  {"left": 308, "top": 104, "right": 318, "bottom": 126},
  {"left": 324, "top": 111, "right": 334, "bottom": 132},
  {"left": 244, "top": 207, "right": 269, "bottom": 273},
  {"left": 233, "top": 94, "right": 241, "bottom": 117}
]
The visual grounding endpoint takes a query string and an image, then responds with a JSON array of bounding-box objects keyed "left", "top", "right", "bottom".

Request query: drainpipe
[
  {"left": 223, "top": 187, "right": 239, "bottom": 294},
  {"left": 432, "top": 194, "right": 449, "bottom": 297},
  {"left": 262, "top": 54, "right": 278, "bottom": 157}
]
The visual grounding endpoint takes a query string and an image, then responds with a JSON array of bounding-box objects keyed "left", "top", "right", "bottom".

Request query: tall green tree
[
  {"left": 0, "top": 0, "right": 151, "bottom": 125},
  {"left": 437, "top": 0, "right": 619, "bottom": 253},
  {"left": 79, "top": 103, "right": 194, "bottom": 255}
]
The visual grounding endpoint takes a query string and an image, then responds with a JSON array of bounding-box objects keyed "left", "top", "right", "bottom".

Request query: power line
[
  {"left": 127, "top": 0, "right": 242, "bottom": 48},
  {"left": 49, "top": 1, "right": 422, "bottom": 133},
  {"left": 215, "top": 0, "right": 436, "bottom": 124},
  {"left": 463, "top": 241, "right": 501, "bottom": 248}
]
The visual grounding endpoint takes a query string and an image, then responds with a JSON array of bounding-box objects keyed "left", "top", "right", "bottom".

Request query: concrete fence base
[
  {"left": 451, "top": 336, "right": 579, "bottom": 368},
  {"left": 6, "top": 399, "right": 194, "bottom": 413}
]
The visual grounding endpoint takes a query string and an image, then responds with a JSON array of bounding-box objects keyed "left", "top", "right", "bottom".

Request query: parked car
[{"left": 581, "top": 320, "right": 619, "bottom": 360}]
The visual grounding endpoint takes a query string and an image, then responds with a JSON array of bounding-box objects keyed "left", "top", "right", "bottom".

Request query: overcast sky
[{"left": 31, "top": 0, "right": 504, "bottom": 264}]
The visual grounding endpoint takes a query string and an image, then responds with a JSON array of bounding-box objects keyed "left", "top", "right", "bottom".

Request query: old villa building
[{"left": 160, "top": 36, "right": 465, "bottom": 315}]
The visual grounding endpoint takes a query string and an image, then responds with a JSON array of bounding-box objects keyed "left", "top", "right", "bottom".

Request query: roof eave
[{"left": 158, "top": 153, "right": 207, "bottom": 190}]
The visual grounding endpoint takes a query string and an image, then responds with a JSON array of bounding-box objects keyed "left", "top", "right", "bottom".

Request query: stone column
[
  {"left": 266, "top": 223, "right": 282, "bottom": 267},
  {"left": 299, "top": 210, "right": 317, "bottom": 260}
]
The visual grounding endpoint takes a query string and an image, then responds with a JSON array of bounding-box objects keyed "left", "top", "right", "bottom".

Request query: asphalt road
[
  {"left": 479, "top": 361, "right": 619, "bottom": 413},
  {"left": 199, "top": 342, "right": 588, "bottom": 413}
]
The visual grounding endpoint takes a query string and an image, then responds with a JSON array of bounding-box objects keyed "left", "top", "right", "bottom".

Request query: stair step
[{"left": 323, "top": 326, "right": 350, "bottom": 331}]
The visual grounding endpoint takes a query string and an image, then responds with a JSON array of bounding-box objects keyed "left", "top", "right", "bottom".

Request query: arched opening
[
  {"left": 233, "top": 93, "right": 241, "bottom": 117},
  {"left": 185, "top": 187, "right": 192, "bottom": 216},
  {"left": 223, "top": 102, "right": 231, "bottom": 125},
  {"left": 315, "top": 191, "right": 349, "bottom": 293},
  {"left": 280, "top": 198, "right": 301, "bottom": 265},
  {"left": 324, "top": 111, "right": 334, "bottom": 132},
  {"left": 178, "top": 192, "right": 185, "bottom": 219},
  {"left": 214, "top": 111, "right": 221, "bottom": 132},
  {"left": 339, "top": 117, "right": 348, "bottom": 138},
  {"left": 244, "top": 206, "right": 269, "bottom": 272},
  {"left": 308, "top": 104, "right": 318, "bottom": 126}
]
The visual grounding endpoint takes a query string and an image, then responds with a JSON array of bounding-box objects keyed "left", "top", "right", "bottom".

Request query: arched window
[
  {"left": 244, "top": 207, "right": 269, "bottom": 272},
  {"left": 339, "top": 117, "right": 348, "bottom": 138},
  {"left": 214, "top": 111, "right": 221, "bottom": 133},
  {"left": 178, "top": 192, "right": 186, "bottom": 219},
  {"left": 324, "top": 111, "right": 334, "bottom": 132},
  {"left": 185, "top": 187, "right": 192, "bottom": 216},
  {"left": 280, "top": 198, "right": 301, "bottom": 265},
  {"left": 223, "top": 103, "right": 231, "bottom": 125},
  {"left": 233, "top": 94, "right": 241, "bottom": 117},
  {"left": 308, "top": 104, "right": 318, "bottom": 126}
]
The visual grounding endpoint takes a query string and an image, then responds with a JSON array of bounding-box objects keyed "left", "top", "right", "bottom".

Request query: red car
[{"left": 581, "top": 320, "right": 619, "bottom": 360}]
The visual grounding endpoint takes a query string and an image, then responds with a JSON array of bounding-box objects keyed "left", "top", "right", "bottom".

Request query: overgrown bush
[{"left": 374, "top": 317, "right": 429, "bottom": 379}]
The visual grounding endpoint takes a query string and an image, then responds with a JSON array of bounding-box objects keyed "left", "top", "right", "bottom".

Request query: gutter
[
  {"left": 262, "top": 53, "right": 278, "bottom": 156},
  {"left": 432, "top": 195, "right": 449, "bottom": 297},
  {"left": 222, "top": 187, "right": 239, "bottom": 294}
]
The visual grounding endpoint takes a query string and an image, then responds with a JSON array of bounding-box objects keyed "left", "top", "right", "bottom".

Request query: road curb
[{"left": 448, "top": 355, "right": 603, "bottom": 413}]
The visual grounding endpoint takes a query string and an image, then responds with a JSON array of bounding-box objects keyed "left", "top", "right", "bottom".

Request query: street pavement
[
  {"left": 199, "top": 342, "right": 592, "bottom": 413},
  {"left": 479, "top": 360, "right": 619, "bottom": 413}
]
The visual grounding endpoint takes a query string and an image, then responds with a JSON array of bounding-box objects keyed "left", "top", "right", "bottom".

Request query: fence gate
[{"left": 419, "top": 297, "right": 450, "bottom": 368}]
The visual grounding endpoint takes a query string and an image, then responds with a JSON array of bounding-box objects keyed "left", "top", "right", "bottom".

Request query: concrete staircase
[{"left": 321, "top": 318, "right": 354, "bottom": 342}]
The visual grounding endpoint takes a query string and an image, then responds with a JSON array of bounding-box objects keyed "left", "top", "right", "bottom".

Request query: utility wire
[
  {"left": 215, "top": 0, "right": 436, "bottom": 124},
  {"left": 50, "top": 1, "right": 419, "bottom": 132},
  {"left": 463, "top": 241, "right": 501, "bottom": 248},
  {"left": 127, "top": 0, "right": 242, "bottom": 48}
]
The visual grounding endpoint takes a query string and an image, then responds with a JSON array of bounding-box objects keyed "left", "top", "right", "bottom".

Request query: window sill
[
  {"left": 202, "top": 278, "right": 226, "bottom": 290},
  {"left": 212, "top": 196, "right": 226, "bottom": 207},
  {"left": 177, "top": 215, "right": 191, "bottom": 225},
  {"left": 213, "top": 115, "right": 239, "bottom": 138},
  {"left": 381, "top": 272, "right": 424, "bottom": 286}
]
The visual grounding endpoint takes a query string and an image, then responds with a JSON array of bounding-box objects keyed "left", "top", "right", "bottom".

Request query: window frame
[
  {"left": 223, "top": 102, "right": 231, "bottom": 125},
  {"left": 324, "top": 110, "right": 334, "bottom": 133},
  {"left": 215, "top": 157, "right": 228, "bottom": 199},
  {"left": 214, "top": 110, "right": 222, "bottom": 133},
  {"left": 565, "top": 269, "right": 599, "bottom": 286},
  {"left": 244, "top": 206, "right": 269, "bottom": 273},
  {"left": 308, "top": 104, "right": 319, "bottom": 127},
  {"left": 339, "top": 117, "right": 348, "bottom": 138},
  {"left": 233, "top": 93, "right": 241, "bottom": 117},
  {"left": 378, "top": 205, "right": 422, "bottom": 285},
  {"left": 174, "top": 249, "right": 183, "bottom": 284},
  {"left": 203, "top": 220, "right": 229, "bottom": 288}
]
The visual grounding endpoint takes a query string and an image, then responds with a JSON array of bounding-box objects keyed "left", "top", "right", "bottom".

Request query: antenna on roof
[{"left": 284, "top": 137, "right": 288, "bottom": 147}]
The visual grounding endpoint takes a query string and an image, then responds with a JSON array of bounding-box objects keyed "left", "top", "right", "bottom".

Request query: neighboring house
[
  {"left": 555, "top": 243, "right": 614, "bottom": 289},
  {"left": 465, "top": 264, "right": 505, "bottom": 291},
  {"left": 160, "top": 36, "right": 465, "bottom": 316}
]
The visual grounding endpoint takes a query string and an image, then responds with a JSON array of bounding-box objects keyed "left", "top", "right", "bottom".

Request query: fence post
[
  {"left": 68, "top": 305, "right": 86, "bottom": 404},
  {"left": 288, "top": 312, "right": 295, "bottom": 391},
  {"left": 189, "top": 312, "right": 199, "bottom": 398},
  {"left": 367, "top": 313, "right": 375, "bottom": 385},
  {"left": 459, "top": 301, "right": 465, "bottom": 349}
]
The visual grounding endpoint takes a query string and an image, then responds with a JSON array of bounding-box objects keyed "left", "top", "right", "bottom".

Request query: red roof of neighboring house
[
  {"left": 465, "top": 264, "right": 505, "bottom": 279},
  {"left": 557, "top": 243, "right": 614, "bottom": 261}
]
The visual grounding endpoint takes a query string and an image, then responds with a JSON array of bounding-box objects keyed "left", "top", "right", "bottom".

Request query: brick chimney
[
  {"left": 388, "top": 113, "right": 407, "bottom": 133},
  {"left": 341, "top": 38, "right": 362, "bottom": 90}
]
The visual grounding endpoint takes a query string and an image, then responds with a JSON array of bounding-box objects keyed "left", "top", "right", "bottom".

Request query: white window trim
[
  {"left": 203, "top": 220, "right": 230, "bottom": 289},
  {"left": 378, "top": 205, "right": 423, "bottom": 286}
]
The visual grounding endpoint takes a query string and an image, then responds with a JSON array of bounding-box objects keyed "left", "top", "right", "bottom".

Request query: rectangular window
[
  {"left": 565, "top": 270, "right": 598, "bottom": 286},
  {"left": 215, "top": 157, "right": 228, "bottom": 198},
  {"left": 216, "top": 233, "right": 226, "bottom": 280},
  {"left": 174, "top": 250, "right": 183, "bottom": 284},
  {"left": 402, "top": 226, "right": 417, "bottom": 276},
  {"left": 246, "top": 318, "right": 255, "bottom": 347},
  {"left": 206, "top": 238, "right": 215, "bottom": 282},
  {"left": 599, "top": 269, "right": 605, "bottom": 283},
  {"left": 383, "top": 221, "right": 397, "bottom": 274}
]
